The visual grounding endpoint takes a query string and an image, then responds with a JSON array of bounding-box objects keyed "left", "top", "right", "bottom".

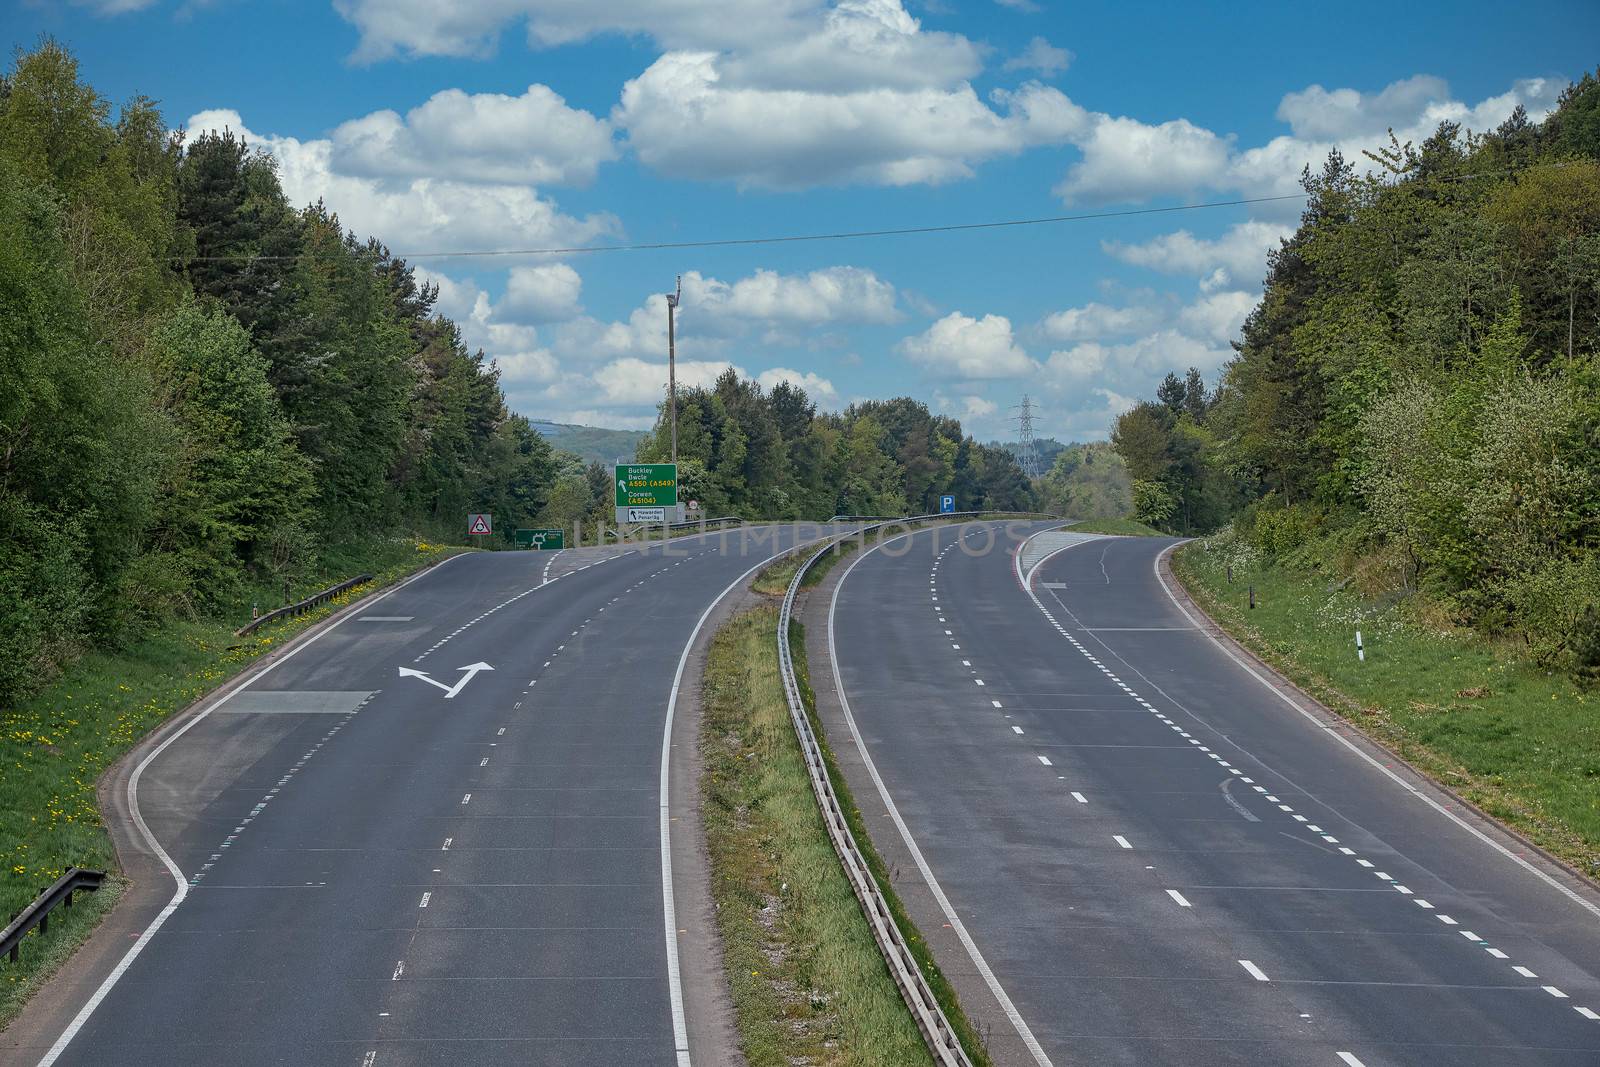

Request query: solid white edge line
[
  {"left": 662, "top": 527, "right": 831, "bottom": 1067},
  {"left": 1021, "top": 532, "right": 1100, "bottom": 589},
  {"left": 36, "top": 551, "right": 473, "bottom": 1067},
  {"left": 1151, "top": 541, "right": 1600, "bottom": 922},
  {"left": 832, "top": 522, "right": 1055, "bottom": 1067}
]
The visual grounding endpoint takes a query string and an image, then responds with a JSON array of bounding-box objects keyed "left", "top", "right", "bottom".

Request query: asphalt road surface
[
  {"left": 829, "top": 522, "right": 1600, "bottom": 1067},
  {"left": 29, "top": 524, "right": 830, "bottom": 1067}
]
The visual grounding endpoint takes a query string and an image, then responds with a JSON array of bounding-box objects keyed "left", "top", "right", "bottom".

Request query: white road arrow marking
[{"left": 398, "top": 661, "right": 494, "bottom": 698}]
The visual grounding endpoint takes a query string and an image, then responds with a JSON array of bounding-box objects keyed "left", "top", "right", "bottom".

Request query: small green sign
[
  {"left": 614, "top": 463, "right": 678, "bottom": 508},
  {"left": 514, "top": 528, "right": 565, "bottom": 550}
]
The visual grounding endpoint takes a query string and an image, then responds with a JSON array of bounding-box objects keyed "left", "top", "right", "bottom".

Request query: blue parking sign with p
[{"left": 940, "top": 495, "right": 955, "bottom": 514}]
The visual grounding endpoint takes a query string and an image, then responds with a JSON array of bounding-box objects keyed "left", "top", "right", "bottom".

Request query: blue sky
[{"left": 12, "top": 0, "right": 1598, "bottom": 440}]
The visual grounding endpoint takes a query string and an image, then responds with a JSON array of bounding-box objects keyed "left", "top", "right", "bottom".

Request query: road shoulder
[{"left": 670, "top": 583, "right": 754, "bottom": 1067}]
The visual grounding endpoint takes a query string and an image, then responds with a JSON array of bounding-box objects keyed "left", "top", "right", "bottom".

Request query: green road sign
[
  {"left": 614, "top": 463, "right": 678, "bottom": 507},
  {"left": 514, "top": 528, "right": 565, "bottom": 550}
]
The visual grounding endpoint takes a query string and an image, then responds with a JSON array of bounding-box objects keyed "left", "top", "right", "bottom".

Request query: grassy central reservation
[{"left": 700, "top": 603, "right": 936, "bottom": 1066}]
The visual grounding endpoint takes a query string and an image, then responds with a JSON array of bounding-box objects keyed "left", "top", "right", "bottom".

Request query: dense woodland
[
  {"left": 1112, "top": 73, "right": 1600, "bottom": 673},
  {"left": 0, "top": 42, "right": 1034, "bottom": 704}
]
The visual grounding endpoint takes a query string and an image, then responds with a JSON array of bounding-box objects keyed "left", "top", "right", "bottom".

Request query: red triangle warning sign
[{"left": 468, "top": 514, "right": 491, "bottom": 535}]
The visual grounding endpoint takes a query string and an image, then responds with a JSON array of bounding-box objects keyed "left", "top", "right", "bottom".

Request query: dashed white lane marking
[
  {"left": 1578, "top": 1006, "right": 1600, "bottom": 1020},
  {"left": 1037, "top": 755, "right": 1053, "bottom": 766},
  {"left": 440, "top": 837, "right": 452, "bottom": 851},
  {"left": 1238, "top": 960, "right": 1269, "bottom": 982},
  {"left": 1545, "top": 986, "right": 1569, "bottom": 998},
  {"left": 975, "top": 678, "right": 986, "bottom": 686},
  {"left": 363, "top": 1052, "right": 378, "bottom": 1067},
  {"left": 461, "top": 793, "right": 471, "bottom": 805},
  {"left": 1150, "top": 541, "right": 1600, "bottom": 929},
  {"left": 1166, "top": 890, "right": 1192, "bottom": 908},
  {"left": 1336, "top": 1054, "right": 1366, "bottom": 1067},
  {"left": 1070, "top": 791, "right": 1087, "bottom": 804},
  {"left": 832, "top": 524, "right": 1054, "bottom": 1067},
  {"left": 992, "top": 700, "right": 1003, "bottom": 708},
  {"left": 1113, "top": 835, "right": 1132, "bottom": 849},
  {"left": 1008, "top": 532, "right": 1600, "bottom": 1024},
  {"left": 1012, "top": 726, "right": 1025, "bottom": 735},
  {"left": 392, "top": 960, "right": 405, "bottom": 981},
  {"left": 418, "top": 892, "right": 431, "bottom": 908}
]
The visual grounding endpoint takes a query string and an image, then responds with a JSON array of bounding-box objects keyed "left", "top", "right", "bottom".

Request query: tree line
[
  {"left": 0, "top": 41, "right": 1038, "bottom": 703},
  {"left": 1111, "top": 72, "right": 1600, "bottom": 673},
  {"left": 0, "top": 41, "right": 570, "bottom": 702},
  {"left": 629, "top": 374, "right": 1036, "bottom": 520}
]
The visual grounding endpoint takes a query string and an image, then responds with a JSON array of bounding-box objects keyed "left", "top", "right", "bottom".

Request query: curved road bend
[
  {"left": 27, "top": 524, "right": 832, "bottom": 1067},
  {"left": 829, "top": 522, "right": 1600, "bottom": 1067}
]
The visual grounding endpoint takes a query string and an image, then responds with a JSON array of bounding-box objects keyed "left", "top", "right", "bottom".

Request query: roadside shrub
[
  {"left": 1248, "top": 499, "right": 1321, "bottom": 557},
  {"left": 0, "top": 498, "right": 93, "bottom": 697},
  {"left": 1498, "top": 554, "right": 1600, "bottom": 670}
]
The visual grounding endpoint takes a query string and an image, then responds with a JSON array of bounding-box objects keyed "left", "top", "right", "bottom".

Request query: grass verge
[
  {"left": 786, "top": 617, "right": 992, "bottom": 1065},
  {"left": 1172, "top": 540, "right": 1600, "bottom": 881},
  {"left": 701, "top": 604, "right": 933, "bottom": 1066},
  {"left": 0, "top": 538, "right": 465, "bottom": 1025},
  {"left": 1068, "top": 517, "right": 1162, "bottom": 536}
]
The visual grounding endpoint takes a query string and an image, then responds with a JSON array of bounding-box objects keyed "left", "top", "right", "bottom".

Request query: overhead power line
[
  {"left": 177, "top": 157, "right": 1583, "bottom": 264},
  {"left": 181, "top": 193, "right": 1309, "bottom": 263}
]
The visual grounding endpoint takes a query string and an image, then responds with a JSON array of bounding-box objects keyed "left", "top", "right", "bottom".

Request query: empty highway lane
[
  {"left": 24, "top": 525, "right": 830, "bottom": 1067},
  {"left": 828, "top": 523, "right": 1600, "bottom": 1066}
]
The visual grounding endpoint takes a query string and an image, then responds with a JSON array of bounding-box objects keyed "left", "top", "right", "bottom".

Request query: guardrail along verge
[
  {"left": 236, "top": 574, "right": 373, "bottom": 636},
  {"left": 2, "top": 868, "right": 106, "bottom": 964},
  {"left": 775, "top": 513, "right": 1004, "bottom": 1067}
]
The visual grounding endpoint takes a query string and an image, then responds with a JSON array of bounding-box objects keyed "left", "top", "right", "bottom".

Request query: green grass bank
[
  {"left": 700, "top": 603, "right": 935, "bottom": 1066},
  {"left": 1173, "top": 537, "right": 1600, "bottom": 882},
  {"left": 1068, "top": 517, "right": 1163, "bottom": 536}
]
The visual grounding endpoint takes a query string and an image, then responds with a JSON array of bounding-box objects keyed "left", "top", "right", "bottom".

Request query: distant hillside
[{"left": 531, "top": 421, "right": 647, "bottom": 466}]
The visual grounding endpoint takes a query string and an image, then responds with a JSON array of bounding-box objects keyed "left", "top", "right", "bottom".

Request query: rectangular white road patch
[{"left": 219, "top": 691, "right": 374, "bottom": 714}]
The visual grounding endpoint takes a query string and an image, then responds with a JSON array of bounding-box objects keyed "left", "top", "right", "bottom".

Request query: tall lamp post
[{"left": 666, "top": 275, "right": 681, "bottom": 466}]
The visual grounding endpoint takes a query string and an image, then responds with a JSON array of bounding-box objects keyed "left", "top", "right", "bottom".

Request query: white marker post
[{"left": 1356, "top": 630, "right": 1365, "bottom": 662}]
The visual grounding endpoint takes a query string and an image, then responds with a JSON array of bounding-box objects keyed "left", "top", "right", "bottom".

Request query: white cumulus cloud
[
  {"left": 1101, "top": 220, "right": 1289, "bottom": 284},
  {"left": 616, "top": 51, "right": 1086, "bottom": 189},
  {"left": 500, "top": 263, "right": 585, "bottom": 323},
  {"left": 1038, "top": 301, "right": 1165, "bottom": 343},
  {"left": 184, "top": 108, "right": 616, "bottom": 253},
  {"left": 1002, "top": 36, "right": 1071, "bottom": 77},
  {"left": 756, "top": 367, "right": 840, "bottom": 403},
  {"left": 898, "top": 312, "right": 1036, "bottom": 379},
  {"left": 329, "top": 84, "right": 616, "bottom": 186},
  {"left": 1054, "top": 115, "right": 1233, "bottom": 205}
]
